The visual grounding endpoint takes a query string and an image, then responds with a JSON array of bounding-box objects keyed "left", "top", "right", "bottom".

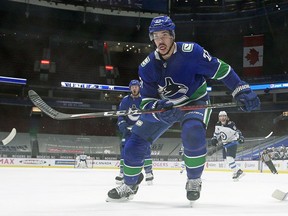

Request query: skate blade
[
  {"left": 146, "top": 180, "right": 153, "bottom": 186},
  {"left": 189, "top": 201, "right": 195, "bottom": 207},
  {"left": 106, "top": 194, "right": 135, "bottom": 202},
  {"left": 272, "top": 189, "right": 288, "bottom": 201},
  {"left": 105, "top": 196, "right": 133, "bottom": 202}
]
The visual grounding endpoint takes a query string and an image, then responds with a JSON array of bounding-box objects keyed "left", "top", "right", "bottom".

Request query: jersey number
[{"left": 203, "top": 49, "right": 212, "bottom": 61}]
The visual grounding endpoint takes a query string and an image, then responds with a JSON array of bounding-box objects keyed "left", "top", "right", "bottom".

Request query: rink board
[{"left": 0, "top": 157, "right": 288, "bottom": 173}]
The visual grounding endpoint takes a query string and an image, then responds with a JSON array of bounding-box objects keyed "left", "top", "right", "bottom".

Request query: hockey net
[{"left": 74, "top": 156, "right": 94, "bottom": 169}]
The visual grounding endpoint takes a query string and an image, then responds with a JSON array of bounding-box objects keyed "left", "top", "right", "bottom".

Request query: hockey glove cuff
[{"left": 232, "top": 81, "right": 260, "bottom": 112}]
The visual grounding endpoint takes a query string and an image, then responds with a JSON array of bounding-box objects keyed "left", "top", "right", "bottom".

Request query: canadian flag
[{"left": 243, "top": 34, "right": 264, "bottom": 77}]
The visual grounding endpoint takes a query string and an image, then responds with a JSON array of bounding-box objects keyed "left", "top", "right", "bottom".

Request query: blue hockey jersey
[
  {"left": 138, "top": 42, "right": 241, "bottom": 109},
  {"left": 117, "top": 95, "right": 142, "bottom": 127}
]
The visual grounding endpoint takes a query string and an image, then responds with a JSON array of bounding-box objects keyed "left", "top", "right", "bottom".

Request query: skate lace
[
  {"left": 115, "top": 184, "right": 134, "bottom": 196},
  {"left": 186, "top": 178, "right": 202, "bottom": 192}
]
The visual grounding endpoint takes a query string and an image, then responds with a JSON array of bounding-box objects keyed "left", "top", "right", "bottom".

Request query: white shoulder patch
[
  {"left": 182, "top": 43, "right": 194, "bottom": 52},
  {"left": 141, "top": 57, "right": 150, "bottom": 67}
]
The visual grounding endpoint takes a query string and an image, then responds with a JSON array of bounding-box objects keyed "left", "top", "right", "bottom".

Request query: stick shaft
[{"left": 28, "top": 90, "right": 238, "bottom": 120}]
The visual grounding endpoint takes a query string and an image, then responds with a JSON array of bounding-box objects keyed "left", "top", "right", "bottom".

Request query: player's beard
[{"left": 157, "top": 41, "right": 174, "bottom": 58}]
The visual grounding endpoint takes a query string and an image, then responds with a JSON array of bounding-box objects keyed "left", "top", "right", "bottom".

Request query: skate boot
[
  {"left": 186, "top": 178, "right": 202, "bottom": 202},
  {"left": 115, "top": 173, "right": 124, "bottom": 185},
  {"left": 145, "top": 172, "right": 154, "bottom": 185},
  {"left": 107, "top": 173, "right": 144, "bottom": 202},
  {"left": 232, "top": 169, "right": 245, "bottom": 181}
]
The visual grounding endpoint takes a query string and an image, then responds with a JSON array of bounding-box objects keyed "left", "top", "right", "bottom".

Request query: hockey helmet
[
  {"left": 129, "top": 79, "right": 140, "bottom": 88},
  {"left": 149, "top": 16, "right": 175, "bottom": 41},
  {"left": 218, "top": 111, "right": 227, "bottom": 116}
]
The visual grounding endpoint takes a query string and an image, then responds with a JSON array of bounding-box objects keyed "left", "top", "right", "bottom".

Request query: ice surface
[{"left": 0, "top": 168, "right": 287, "bottom": 216}]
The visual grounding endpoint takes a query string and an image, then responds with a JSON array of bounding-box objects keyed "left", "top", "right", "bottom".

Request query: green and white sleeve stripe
[{"left": 211, "top": 59, "right": 231, "bottom": 80}]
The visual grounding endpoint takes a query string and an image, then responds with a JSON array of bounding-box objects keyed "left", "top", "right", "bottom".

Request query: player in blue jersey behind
[
  {"left": 106, "top": 15, "right": 260, "bottom": 203},
  {"left": 115, "top": 80, "right": 154, "bottom": 185}
]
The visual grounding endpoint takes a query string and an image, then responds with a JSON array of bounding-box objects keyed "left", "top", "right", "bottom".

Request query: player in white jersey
[
  {"left": 178, "top": 145, "right": 185, "bottom": 174},
  {"left": 211, "top": 111, "right": 245, "bottom": 180},
  {"left": 76, "top": 154, "right": 88, "bottom": 168}
]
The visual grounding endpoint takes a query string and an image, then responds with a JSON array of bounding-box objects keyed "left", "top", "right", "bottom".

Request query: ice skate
[
  {"left": 115, "top": 173, "right": 124, "bottom": 185},
  {"left": 186, "top": 178, "right": 202, "bottom": 205},
  {"left": 106, "top": 173, "right": 144, "bottom": 202},
  {"left": 145, "top": 172, "right": 154, "bottom": 185},
  {"left": 232, "top": 169, "right": 245, "bottom": 181}
]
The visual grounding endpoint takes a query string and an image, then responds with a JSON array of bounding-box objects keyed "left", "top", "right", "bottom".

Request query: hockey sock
[
  {"left": 226, "top": 156, "right": 238, "bottom": 172},
  {"left": 144, "top": 158, "right": 152, "bottom": 174},
  {"left": 181, "top": 120, "right": 207, "bottom": 179}
]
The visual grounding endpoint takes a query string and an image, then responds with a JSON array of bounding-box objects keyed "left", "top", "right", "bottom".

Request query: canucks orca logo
[
  {"left": 128, "top": 104, "right": 140, "bottom": 122},
  {"left": 158, "top": 77, "right": 188, "bottom": 98}
]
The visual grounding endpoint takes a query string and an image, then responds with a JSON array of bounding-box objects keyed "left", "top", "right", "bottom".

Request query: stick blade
[
  {"left": 2, "top": 128, "right": 17, "bottom": 145},
  {"left": 28, "top": 90, "right": 68, "bottom": 120},
  {"left": 272, "top": 189, "right": 288, "bottom": 201},
  {"left": 265, "top": 131, "right": 273, "bottom": 139}
]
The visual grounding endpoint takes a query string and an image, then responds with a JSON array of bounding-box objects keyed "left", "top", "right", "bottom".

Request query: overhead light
[
  {"left": 105, "top": 65, "right": 114, "bottom": 71},
  {"left": 41, "top": 60, "right": 50, "bottom": 65}
]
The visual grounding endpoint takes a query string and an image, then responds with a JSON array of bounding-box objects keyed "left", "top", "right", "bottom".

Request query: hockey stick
[
  {"left": 0, "top": 128, "right": 17, "bottom": 146},
  {"left": 168, "top": 143, "right": 182, "bottom": 156},
  {"left": 245, "top": 131, "right": 274, "bottom": 142},
  {"left": 28, "top": 90, "right": 239, "bottom": 120},
  {"left": 273, "top": 111, "right": 288, "bottom": 124},
  {"left": 207, "top": 131, "right": 274, "bottom": 156},
  {"left": 272, "top": 189, "right": 288, "bottom": 201}
]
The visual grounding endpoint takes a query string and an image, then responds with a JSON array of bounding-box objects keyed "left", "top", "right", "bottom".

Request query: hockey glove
[
  {"left": 118, "top": 122, "right": 130, "bottom": 137},
  {"left": 211, "top": 137, "right": 219, "bottom": 146},
  {"left": 155, "top": 99, "right": 183, "bottom": 124},
  {"left": 232, "top": 81, "right": 260, "bottom": 112},
  {"left": 238, "top": 135, "right": 245, "bottom": 143}
]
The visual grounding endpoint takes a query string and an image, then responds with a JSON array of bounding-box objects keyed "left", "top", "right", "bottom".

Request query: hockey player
[
  {"left": 106, "top": 15, "right": 260, "bottom": 202},
  {"left": 115, "top": 79, "right": 154, "bottom": 185},
  {"left": 76, "top": 154, "right": 88, "bottom": 168},
  {"left": 178, "top": 145, "right": 185, "bottom": 174},
  {"left": 260, "top": 149, "right": 278, "bottom": 174},
  {"left": 211, "top": 111, "right": 245, "bottom": 181}
]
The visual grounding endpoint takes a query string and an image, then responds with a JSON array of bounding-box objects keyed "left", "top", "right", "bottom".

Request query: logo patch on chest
[{"left": 158, "top": 77, "right": 188, "bottom": 98}]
